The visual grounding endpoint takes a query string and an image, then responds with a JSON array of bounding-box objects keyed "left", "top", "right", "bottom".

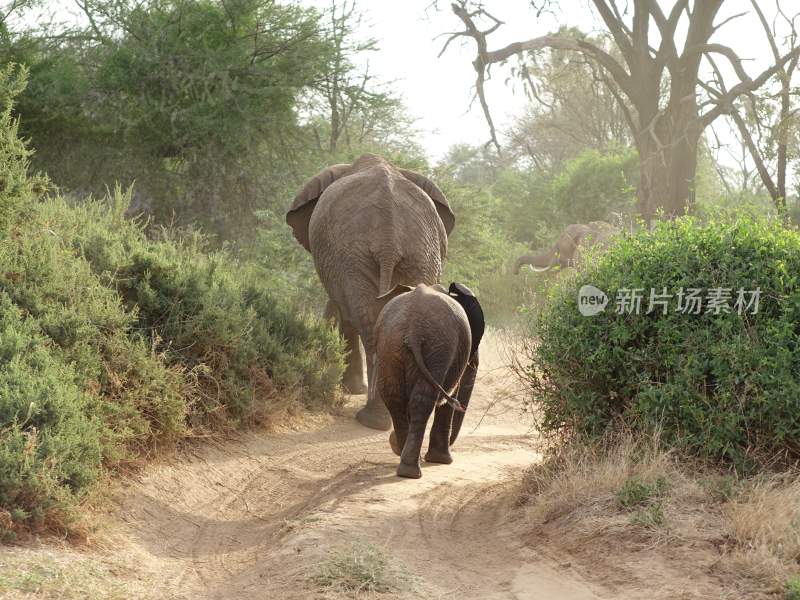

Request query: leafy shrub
[
  {"left": 0, "top": 295, "right": 103, "bottom": 537},
  {"left": 616, "top": 476, "right": 669, "bottom": 508},
  {"left": 0, "top": 65, "right": 47, "bottom": 230},
  {"left": 519, "top": 218, "right": 800, "bottom": 467},
  {"left": 1, "top": 206, "right": 186, "bottom": 459},
  {"left": 0, "top": 70, "right": 344, "bottom": 534},
  {"left": 37, "top": 190, "right": 345, "bottom": 427}
]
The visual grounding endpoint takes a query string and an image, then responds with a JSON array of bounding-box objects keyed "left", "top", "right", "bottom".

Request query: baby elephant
[{"left": 373, "top": 282, "right": 484, "bottom": 478}]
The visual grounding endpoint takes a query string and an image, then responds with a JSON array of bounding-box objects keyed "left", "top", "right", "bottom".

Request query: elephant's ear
[
  {"left": 448, "top": 282, "right": 485, "bottom": 358},
  {"left": 286, "top": 164, "right": 351, "bottom": 251},
  {"left": 398, "top": 168, "right": 455, "bottom": 235}
]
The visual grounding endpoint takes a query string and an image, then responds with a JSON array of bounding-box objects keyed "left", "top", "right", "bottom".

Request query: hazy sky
[{"left": 303, "top": 0, "right": 789, "bottom": 162}]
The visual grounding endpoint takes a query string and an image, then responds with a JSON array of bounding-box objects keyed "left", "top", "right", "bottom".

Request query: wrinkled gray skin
[
  {"left": 286, "top": 154, "right": 454, "bottom": 430},
  {"left": 373, "top": 284, "right": 479, "bottom": 479},
  {"left": 514, "top": 221, "right": 617, "bottom": 273}
]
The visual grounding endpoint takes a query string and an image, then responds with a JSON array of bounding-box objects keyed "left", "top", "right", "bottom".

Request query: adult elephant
[
  {"left": 514, "top": 221, "right": 617, "bottom": 273},
  {"left": 286, "top": 154, "right": 454, "bottom": 430}
]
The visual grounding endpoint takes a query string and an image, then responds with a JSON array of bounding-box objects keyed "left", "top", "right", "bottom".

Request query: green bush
[
  {"left": 0, "top": 295, "right": 103, "bottom": 538},
  {"left": 0, "top": 69, "right": 345, "bottom": 534},
  {"left": 520, "top": 218, "right": 800, "bottom": 467},
  {"left": 1, "top": 204, "right": 186, "bottom": 459},
  {"left": 37, "top": 190, "right": 345, "bottom": 427}
]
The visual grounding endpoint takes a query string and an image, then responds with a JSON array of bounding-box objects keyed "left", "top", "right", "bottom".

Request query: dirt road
[{"left": 95, "top": 333, "right": 604, "bottom": 599}]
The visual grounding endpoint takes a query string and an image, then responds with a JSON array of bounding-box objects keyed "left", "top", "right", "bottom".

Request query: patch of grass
[
  {"left": 312, "top": 542, "right": 414, "bottom": 595},
  {"left": 787, "top": 576, "right": 800, "bottom": 600},
  {"left": 520, "top": 432, "right": 676, "bottom": 525},
  {"left": 521, "top": 433, "right": 800, "bottom": 596},
  {"left": 0, "top": 552, "right": 135, "bottom": 599},
  {"left": 702, "top": 474, "right": 743, "bottom": 503},
  {"left": 629, "top": 503, "right": 666, "bottom": 529},
  {"left": 721, "top": 475, "right": 800, "bottom": 589},
  {"left": 616, "top": 476, "right": 669, "bottom": 509}
]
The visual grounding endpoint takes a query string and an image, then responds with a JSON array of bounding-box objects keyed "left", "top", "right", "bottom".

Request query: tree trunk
[{"left": 636, "top": 107, "right": 702, "bottom": 223}]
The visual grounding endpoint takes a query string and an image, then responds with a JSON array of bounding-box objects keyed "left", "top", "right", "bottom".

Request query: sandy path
[{"left": 101, "top": 334, "right": 604, "bottom": 599}]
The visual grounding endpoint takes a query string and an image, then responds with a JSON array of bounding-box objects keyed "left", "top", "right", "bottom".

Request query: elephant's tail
[
  {"left": 403, "top": 335, "right": 465, "bottom": 413},
  {"left": 377, "top": 256, "right": 399, "bottom": 297}
]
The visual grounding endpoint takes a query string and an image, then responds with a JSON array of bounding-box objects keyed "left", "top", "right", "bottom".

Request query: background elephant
[
  {"left": 373, "top": 283, "right": 484, "bottom": 479},
  {"left": 514, "top": 221, "right": 618, "bottom": 273},
  {"left": 286, "top": 153, "right": 455, "bottom": 430}
]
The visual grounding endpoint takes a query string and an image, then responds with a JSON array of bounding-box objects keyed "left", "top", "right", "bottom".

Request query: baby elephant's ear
[
  {"left": 449, "top": 282, "right": 484, "bottom": 357},
  {"left": 449, "top": 282, "right": 476, "bottom": 298}
]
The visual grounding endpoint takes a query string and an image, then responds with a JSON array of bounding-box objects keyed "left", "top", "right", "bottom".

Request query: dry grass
[
  {"left": 520, "top": 433, "right": 699, "bottom": 528},
  {"left": 518, "top": 434, "right": 800, "bottom": 598},
  {"left": 0, "top": 548, "right": 144, "bottom": 599},
  {"left": 311, "top": 541, "right": 417, "bottom": 597},
  {"left": 720, "top": 475, "right": 800, "bottom": 591}
]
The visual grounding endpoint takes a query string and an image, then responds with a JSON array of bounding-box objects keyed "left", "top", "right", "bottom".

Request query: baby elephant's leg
[
  {"left": 385, "top": 400, "right": 408, "bottom": 457},
  {"left": 397, "top": 383, "right": 436, "bottom": 478},
  {"left": 425, "top": 403, "right": 454, "bottom": 464}
]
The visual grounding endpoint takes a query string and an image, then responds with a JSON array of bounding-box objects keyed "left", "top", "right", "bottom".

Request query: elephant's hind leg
[
  {"left": 341, "top": 321, "right": 367, "bottom": 394},
  {"left": 397, "top": 383, "right": 436, "bottom": 479},
  {"left": 425, "top": 403, "right": 454, "bottom": 465},
  {"left": 386, "top": 400, "right": 408, "bottom": 457}
]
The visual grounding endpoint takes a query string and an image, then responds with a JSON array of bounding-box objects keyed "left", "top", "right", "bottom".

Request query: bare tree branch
[{"left": 701, "top": 45, "right": 800, "bottom": 126}]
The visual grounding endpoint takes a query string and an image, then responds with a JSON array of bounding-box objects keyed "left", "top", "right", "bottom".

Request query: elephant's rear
[
  {"left": 308, "top": 164, "right": 448, "bottom": 320},
  {"left": 375, "top": 286, "right": 471, "bottom": 398}
]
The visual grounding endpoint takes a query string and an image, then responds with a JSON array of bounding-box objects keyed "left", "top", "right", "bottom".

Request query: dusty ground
[{"left": 1, "top": 333, "right": 737, "bottom": 599}]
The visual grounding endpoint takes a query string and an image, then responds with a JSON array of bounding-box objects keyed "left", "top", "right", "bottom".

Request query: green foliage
[
  {"left": 2, "top": 203, "right": 186, "bottom": 458},
  {"left": 0, "top": 296, "right": 103, "bottom": 535},
  {"left": 3, "top": 0, "right": 337, "bottom": 236},
  {"left": 37, "top": 190, "right": 345, "bottom": 426},
  {"left": 468, "top": 148, "right": 638, "bottom": 250},
  {"left": 547, "top": 148, "right": 638, "bottom": 225},
  {"left": 617, "top": 476, "right": 669, "bottom": 529},
  {"left": 616, "top": 476, "right": 669, "bottom": 508},
  {"left": 0, "top": 71, "right": 344, "bottom": 533},
  {"left": 521, "top": 218, "right": 800, "bottom": 467},
  {"left": 0, "top": 64, "right": 45, "bottom": 229},
  {"left": 628, "top": 503, "right": 666, "bottom": 528},
  {"left": 439, "top": 178, "right": 528, "bottom": 321},
  {"left": 787, "top": 576, "right": 800, "bottom": 600}
]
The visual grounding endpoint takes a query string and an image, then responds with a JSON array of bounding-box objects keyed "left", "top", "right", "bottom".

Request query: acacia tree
[{"left": 443, "top": 0, "right": 800, "bottom": 222}]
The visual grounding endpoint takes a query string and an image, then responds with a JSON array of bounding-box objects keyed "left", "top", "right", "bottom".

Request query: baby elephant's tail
[{"left": 404, "top": 336, "right": 465, "bottom": 413}]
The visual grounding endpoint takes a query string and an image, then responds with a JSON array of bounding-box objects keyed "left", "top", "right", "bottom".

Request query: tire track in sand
[{"left": 106, "top": 333, "right": 604, "bottom": 599}]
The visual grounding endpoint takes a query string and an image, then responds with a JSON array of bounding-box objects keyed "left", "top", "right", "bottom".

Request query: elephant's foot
[
  {"left": 424, "top": 449, "right": 453, "bottom": 465},
  {"left": 396, "top": 461, "right": 422, "bottom": 479},
  {"left": 389, "top": 431, "right": 401, "bottom": 456},
  {"left": 356, "top": 405, "right": 392, "bottom": 431},
  {"left": 342, "top": 376, "right": 367, "bottom": 395}
]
